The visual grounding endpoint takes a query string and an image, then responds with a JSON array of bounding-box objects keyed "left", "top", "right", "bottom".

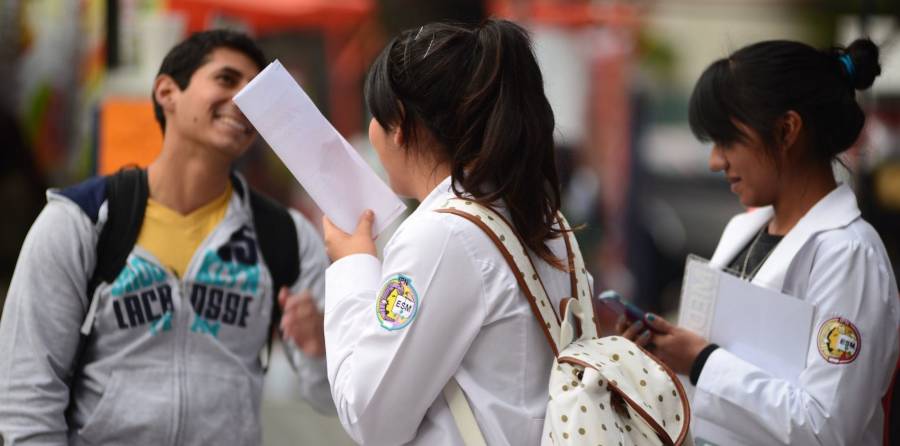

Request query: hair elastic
[
  {"left": 423, "top": 35, "right": 435, "bottom": 59},
  {"left": 839, "top": 53, "right": 855, "bottom": 79}
]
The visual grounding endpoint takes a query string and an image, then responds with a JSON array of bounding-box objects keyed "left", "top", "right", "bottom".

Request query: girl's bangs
[{"left": 688, "top": 59, "right": 744, "bottom": 145}]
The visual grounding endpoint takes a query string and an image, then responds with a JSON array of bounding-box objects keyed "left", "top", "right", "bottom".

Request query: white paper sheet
[
  {"left": 678, "top": 255, "right": 815, "bottom": 446},
  {"left": 679, "top": 255, "right": 813, "bottom": 383},
  {"left": 233, "top": 60, "right": 406, "bottom": 236},
  {"left": 678, "top": 255, "right": 720, "bottom": 340}
]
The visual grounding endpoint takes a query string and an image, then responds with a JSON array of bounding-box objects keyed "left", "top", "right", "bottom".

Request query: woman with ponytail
[
  {"left": 321, "top": 20, "right": 577, "bottom": 445},
  {"left": 619, "top": 39, "right": 899, "bottom": 445}
]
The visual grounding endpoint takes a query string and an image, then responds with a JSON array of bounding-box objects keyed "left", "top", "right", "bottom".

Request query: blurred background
[{"left": 1, "top": 0, "right": 899, "bottom": 444}]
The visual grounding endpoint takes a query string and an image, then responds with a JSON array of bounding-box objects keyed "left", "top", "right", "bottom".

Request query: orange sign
[{"left": 98, "top": 98, "right": 163, "bottom": 175}]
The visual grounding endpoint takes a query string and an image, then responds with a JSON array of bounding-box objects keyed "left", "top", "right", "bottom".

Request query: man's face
[{"left": 163, "top": 47, "right": 261, "bottom": 160}]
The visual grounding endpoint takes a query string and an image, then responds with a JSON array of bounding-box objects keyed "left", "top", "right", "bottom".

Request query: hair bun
[{"left": 843, "top": 38, "right": 881, "bottom": 90}]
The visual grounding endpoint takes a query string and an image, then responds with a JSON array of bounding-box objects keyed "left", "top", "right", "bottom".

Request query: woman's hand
[
  {"left": 616, "top": 314, "right": 709, "bottom": 375},
  {"left": 323, "top": 210, "right": 376, "bottom": 261}
]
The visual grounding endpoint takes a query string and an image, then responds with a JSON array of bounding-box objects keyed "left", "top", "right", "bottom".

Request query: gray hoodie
[{"left": 0, "top": 174, "right": 334, "bottom": 445}]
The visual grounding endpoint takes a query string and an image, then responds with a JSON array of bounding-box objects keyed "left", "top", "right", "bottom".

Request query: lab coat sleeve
[
  {"left": 0, "top": 200, "right": 96, "bottom": 445},
  {"left": 324, "top": 214, "right": 486, "bottom": 446},
  {"left": 693, "top": 238, "right": 900, "bottom": 445},
  {"left": 279, "top": 210, "right": 336, "bottom": 414}
]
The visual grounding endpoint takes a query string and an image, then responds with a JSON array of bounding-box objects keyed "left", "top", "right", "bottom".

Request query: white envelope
[{"left": 233, "top": 60, "right": 406, "bottom": 236}]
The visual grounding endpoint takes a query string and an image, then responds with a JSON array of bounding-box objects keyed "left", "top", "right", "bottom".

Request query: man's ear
[
  {"left": 779, "top": 110, "right": 803, "bottom": 150},
  {"left": 153, "top": 75, "right": 179, "bottom": 116}
]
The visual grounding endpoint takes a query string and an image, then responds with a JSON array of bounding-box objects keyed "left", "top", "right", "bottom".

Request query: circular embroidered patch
[
  {"left": 376, "top": 275, "right": 419, "bottom": 331},
  {"left": 816, "top": 317, "right": 861, "bottom": 364}
]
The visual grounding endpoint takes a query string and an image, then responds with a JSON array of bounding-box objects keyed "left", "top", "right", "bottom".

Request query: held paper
[
  {"left": 678, "top": 254, "right": 720, "bottom": 340},
  {"left": 233, "top": 60, "right": 406, "bottom": 235},
  {"left": 679, "top": 256, "right": 815, "bottom": 446},
  {"left": 678, "top": 255, "right": 813, "bottom": 383}
]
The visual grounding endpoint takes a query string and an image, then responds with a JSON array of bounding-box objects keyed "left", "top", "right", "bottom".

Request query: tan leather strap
[
  {"left": 436, "top": 205, "right": 562, "bottom": 355},
  {"left": 436, "top": 198, "right": 596, "bottom": 350},
  {"left": 560, "top": 216, "right": 578, "bottom": 300}
]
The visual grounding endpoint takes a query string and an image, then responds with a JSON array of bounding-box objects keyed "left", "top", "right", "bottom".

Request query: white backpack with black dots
[{"left": 436, "top": 199, "right": 691, "bottom": 446}]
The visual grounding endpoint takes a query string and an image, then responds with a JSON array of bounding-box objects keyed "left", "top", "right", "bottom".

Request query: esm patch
[
  {"left": 817, "top": 317, "right": 861, "bottom": 364},
  {"left": 376, "top": 274, "right": 419, "bottom": 331}
]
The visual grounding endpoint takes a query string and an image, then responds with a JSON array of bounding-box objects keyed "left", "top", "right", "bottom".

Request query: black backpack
[{"left": 77, "top": 168, "right": 299, "bottom": 369}]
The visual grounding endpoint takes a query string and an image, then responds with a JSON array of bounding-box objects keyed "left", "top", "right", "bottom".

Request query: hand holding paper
[
  {"left": 233, "top": 60, "right": 406, "bottom": 236},
  {"left": 678, "top": 255, "right": 814, "bottom": 383},
  {"left": 322, "top": 210, "right": 377, "bottom": 262}
]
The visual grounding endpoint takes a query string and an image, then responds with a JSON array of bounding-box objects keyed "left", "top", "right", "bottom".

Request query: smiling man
[{"left": 0, "top": 30, "right": 334, "bottom": 445}]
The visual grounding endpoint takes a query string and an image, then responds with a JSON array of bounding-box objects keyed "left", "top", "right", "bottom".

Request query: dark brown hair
[
  {"left": 365, "top": 19, "right": 564, "bottom": 267},
  {"left": 152, "top": 29, "right": 268, "bottom": 132},
  {"left": 689, "top": 38, "right": 881, "bottom": 162}
]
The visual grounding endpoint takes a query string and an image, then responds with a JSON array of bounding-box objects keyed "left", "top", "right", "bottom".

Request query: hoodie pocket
[
  {"left": 179, "top": 371, "right": 261, "bottom": 445},
  {"left": 77, "top": 369, "right": 175, "bottom": 444}
]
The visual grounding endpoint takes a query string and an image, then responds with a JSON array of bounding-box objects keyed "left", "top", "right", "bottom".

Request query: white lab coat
[
  {"left": 693, "top": 184, "right": 900, "bottom": 445},
  {"left": 324, "top": 176, "right": 581, "bottom": 445}
]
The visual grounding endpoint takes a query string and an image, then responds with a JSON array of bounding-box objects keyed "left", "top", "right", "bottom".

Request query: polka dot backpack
[{"left": 437, "top": 199, "right": 691, "bottom": 446}]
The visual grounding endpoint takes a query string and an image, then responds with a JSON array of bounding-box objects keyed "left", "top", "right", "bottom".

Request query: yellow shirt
[{"left": 136, "top": 185, "right": 232, "bottom": 278}]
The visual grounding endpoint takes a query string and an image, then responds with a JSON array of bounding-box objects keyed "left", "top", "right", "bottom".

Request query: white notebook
[
  {"left": 678, "top": 254, "right": 814, "bottom": 384},
  {"left": 678, "top": 255, "right": 815, "bottom": 446}
]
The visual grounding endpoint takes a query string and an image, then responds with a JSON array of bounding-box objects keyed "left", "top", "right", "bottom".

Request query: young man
[{"left": 0, "top": 30, "right": 333, "bottom": 444}]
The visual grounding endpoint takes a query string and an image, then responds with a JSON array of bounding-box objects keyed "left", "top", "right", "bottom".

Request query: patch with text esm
[
  {"left": 817, "top": 317, "right": 861, "bottom": 364},
  {"left": 376, "top": 274, "right": 419, "bottom": 331}
]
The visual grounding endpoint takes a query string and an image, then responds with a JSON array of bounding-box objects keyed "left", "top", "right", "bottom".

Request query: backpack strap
[
  {"left": 88, "top": 168, "right": 148, "bottom": 295},
  {"left": 558, "top": 214, "right": 598, "bottom": 339},
  {"left": 436, "top": 205, "right": 561, "bottom": 354},
  {"left": 243, "top": 184, "right": 300, "bottom": 370},
  {"left": 82, "top": 168, "right": 149, "bottom": 335},
  {"left": 247, "top": 189, "right": 300, "bottom": 296},
  {"left": 435, "top": 199, "right": 596, "bottom": 353},
  {"left": 435, "top": 199, "right": 593, "bottom": 446},
  {"left": 444, "top": 379, "right": 488, "bottom": 446}
]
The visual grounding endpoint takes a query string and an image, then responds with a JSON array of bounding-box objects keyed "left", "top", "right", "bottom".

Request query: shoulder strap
[
  {"left": 89, "top": 168, "right": 148, "bottom": 292},
  {"left": 80, "top": 167, "right": 148, "bottom": 337},
  {"left": 246, "top": 187, "right": 300, "bottom": 371},
  {"left": 557, "top": 214, "right": 598, "bottom": 338},
  {"left": 82, "top": 168, "right": 148, "bottom": 335},
  {"left": 436, "top": 199, "right": 595, "bottom": 446},
  {"left": 436, "top": 201, "right": 563, "bottom": 355},
  {"left": 248, "top": 189, "right": 300, "bottom": 293},
  {"left": 436, "top": 198, "right": 598, "bottom": 352},
  {"left": 443, "top": 379, "right": 487, "bottom": 446}
]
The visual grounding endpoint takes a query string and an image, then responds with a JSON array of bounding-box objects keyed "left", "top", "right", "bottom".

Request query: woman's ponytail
[{"left": 366, "top": 19, "right": 565, "bottom": 268}]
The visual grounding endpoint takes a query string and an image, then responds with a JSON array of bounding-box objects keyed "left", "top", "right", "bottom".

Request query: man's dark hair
[{"left": 152, "top": 29, "right": 268, "bottom": 132}]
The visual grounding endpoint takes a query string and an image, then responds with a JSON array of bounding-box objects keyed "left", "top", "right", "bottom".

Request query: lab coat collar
[
  {"left": 417, "top": 175, "right": 454, "bottom": 212},
  {"left": 710, "top": 183, "right": 861, "bottom": 291}
]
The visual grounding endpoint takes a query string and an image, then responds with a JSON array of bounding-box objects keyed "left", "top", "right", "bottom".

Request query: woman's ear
[
  {"left": 391, "top": 125, "right": 406, "bottom": 148},
  {"left": 392, "top": 101, "right": 410, "bottom": 148},
  {"left": 779, "top": 110, "right": 803, "bottom": 150}
]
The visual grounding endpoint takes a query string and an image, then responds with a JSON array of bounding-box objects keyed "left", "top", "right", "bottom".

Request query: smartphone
[{"left": 597, "top": 290, "right": 647, "bottom": 322}]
